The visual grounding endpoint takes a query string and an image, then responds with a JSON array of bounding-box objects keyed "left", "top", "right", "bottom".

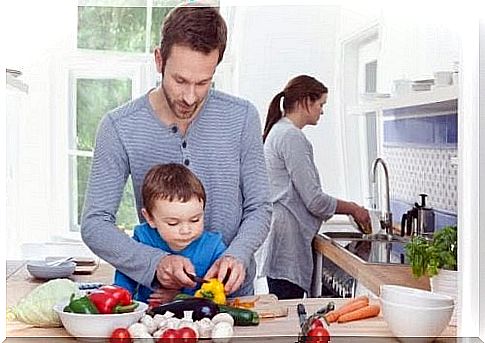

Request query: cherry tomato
[
  {"left": 309, "top": 318, "right": 325, "bottom": 331},
  {"left": 109, "top": 328, "right": 132, "bottom": 343},
  {"left": 177, "top": 327, "right": 198, "bottom": 343},
  {"left": 306, "top": 326, "right": 331, "bottom": 343},
  {"left": 157, "top": 328, "right": 180, "bottom": 343}
]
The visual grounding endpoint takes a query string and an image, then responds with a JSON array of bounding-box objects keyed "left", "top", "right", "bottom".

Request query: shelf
[{"left": 348, "top": 85, "right": 458, "bottom": 116}]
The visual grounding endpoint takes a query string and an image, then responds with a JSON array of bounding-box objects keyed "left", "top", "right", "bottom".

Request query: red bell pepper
[
  {"left": 99, "top": 285, "right": 132, "bottom": 306},
  {"left": 88, "top": 289, "right": 138, "bottom": 314}
]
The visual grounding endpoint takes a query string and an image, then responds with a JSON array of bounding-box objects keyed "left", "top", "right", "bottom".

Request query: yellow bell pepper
[{"left": 194, "top": 278, "right": 226, "bottom": 305}]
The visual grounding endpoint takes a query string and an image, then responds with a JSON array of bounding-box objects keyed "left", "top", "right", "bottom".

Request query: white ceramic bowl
[
  {"left": 53, "top": 300, "right": 148, "bottom": 337},
  {"left": 27, "top": 260, "right": 76, "bottom": 279},
  {"left": 380, "top": 298, "right": 453, "bottom": 338},
  {"left": 380, "top": 284, "right": 454, "bottom": 308}
]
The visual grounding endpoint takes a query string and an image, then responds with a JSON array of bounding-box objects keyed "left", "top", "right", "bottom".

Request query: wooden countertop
[
  {"left": 5, "top": 261, "right": 455, "bottom": 341},
  {"left": 313, "top": 235, "right": 430, "bottom": 296}
]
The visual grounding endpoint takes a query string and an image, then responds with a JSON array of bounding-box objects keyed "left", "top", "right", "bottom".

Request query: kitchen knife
[
  {"left": 297, "top": 303, "right": 307, "bottom": 328},
  {"left": 185, "top": 272, "right": 209, "bottom": 284}
]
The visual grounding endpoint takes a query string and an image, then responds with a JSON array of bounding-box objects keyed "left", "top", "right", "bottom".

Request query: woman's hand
[{"left": 350, "top": 203, "right": 371, "bottom": 233}]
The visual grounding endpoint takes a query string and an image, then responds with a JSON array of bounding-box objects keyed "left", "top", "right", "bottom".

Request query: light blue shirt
[{"left": 114, "top": 223, "right": 226, "bottom": 303}]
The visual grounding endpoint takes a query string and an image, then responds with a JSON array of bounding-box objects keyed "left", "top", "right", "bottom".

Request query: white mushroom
[
  {"left": 211, "top": 313, "right": 234, "bottom": 327},
  {"left": 140, "top": 314, "right": 158, "bottom": 334},
  {"left": 162, "top": 310, "right": 175, "bottom": 319},
  {"left": 211, "top": 321, "right": 234, "bottom": 343},
  {"left": 196, "top": 317, "right": 214, "bottom": 339},
  {"left": 153, "top": 314, "right": 167, "bottom": 329},
  {"left": 128, "top": 322, "right": 149, "bottom": 338},
  {"left": 165, "top": 317, "right": 181, "bottom": 329},
  {"left": 153, "top": 327, "right": 168, "bottom": 339},
  {"left": 133, "top": 333, "right": 154, "bottom": 343}
]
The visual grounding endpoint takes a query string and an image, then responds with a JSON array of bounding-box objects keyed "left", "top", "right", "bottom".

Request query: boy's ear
[{"left": 141, "top": 208, "right": 156, "bottom": 228}]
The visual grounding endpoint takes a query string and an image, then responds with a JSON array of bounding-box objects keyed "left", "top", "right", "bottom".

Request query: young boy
[{"left": 114, "top": 163, "right": 226, "bottom": 303}]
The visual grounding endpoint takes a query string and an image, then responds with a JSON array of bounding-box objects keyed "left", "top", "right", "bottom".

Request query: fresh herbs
[{"left": 405, "top": 226, "right": 457, "bottom": 278}]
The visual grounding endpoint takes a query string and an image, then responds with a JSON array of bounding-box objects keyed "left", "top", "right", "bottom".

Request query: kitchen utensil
[
  {"left": 400, "top": 194, "right": 435, "bottom": 237},
  {"left": 380, "top": 298, "right": 453, "bottom": 338},
  {"left": 26, "top": 260, "right": 76, "bottom": 279},
  {"left": 380, "top": 284, "right": 454, "bottom": 308},
  {"left": 227, "top": 294, "right": 288, "bottom": 318},
  {"left": 297, "top": 303, "right": 307, "bottom": 328},
  {"left": 46, "top": 257, "right": 74, "bottom": 267},
  {"left": 53, "top": 300, "right": 148, "bottom": 338},
  {"left": 185, "top": 272, "right": 209, "bottom": 284}
]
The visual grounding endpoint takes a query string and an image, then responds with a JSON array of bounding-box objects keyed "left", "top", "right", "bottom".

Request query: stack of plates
[{"left": 26, "top": 260, "right": 76, "bottom": 280}]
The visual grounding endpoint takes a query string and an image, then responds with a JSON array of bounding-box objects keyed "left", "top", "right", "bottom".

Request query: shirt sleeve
[
  {"left": 281, "top": 129, "right": 337, "bottom": 220},
  {"left": 223, "top": 102, "right": 272, "bottom": 268},
  {"left": 80, "top": 114, "right": 167, "bottom": 289}
]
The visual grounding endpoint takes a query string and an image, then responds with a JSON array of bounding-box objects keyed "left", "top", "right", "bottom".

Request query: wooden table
[{"left": 5, "top": 261, "right": 457, "bottom": 342}]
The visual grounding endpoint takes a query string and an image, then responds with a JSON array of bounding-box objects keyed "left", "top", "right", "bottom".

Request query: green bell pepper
[{"left": 64, "top": 293, "right": 99, "bottom": 314}]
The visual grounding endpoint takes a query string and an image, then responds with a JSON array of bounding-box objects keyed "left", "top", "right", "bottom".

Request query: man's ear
[
  {"left": 154, "top": 48, "right": 164, "bottom": 74},
  {"left": 142, "top": 208, "right": 156, "bottom": 228}
]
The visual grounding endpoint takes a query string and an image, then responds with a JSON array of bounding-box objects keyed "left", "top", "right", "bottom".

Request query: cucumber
[
  {"left": 174, "top": 293, "right": 260, "bottom": 326},
  {"left": 218, "top": 304, "right": 260, "bottom": 326}
]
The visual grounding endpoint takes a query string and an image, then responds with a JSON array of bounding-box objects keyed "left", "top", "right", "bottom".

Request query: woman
[{"left": 260, "top": 75, "right": 370, "bottom": 299}]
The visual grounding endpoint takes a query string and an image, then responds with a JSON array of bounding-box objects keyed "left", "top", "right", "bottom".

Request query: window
[{"left": 67, "top": 1, "right": 177, "bottom": 232}]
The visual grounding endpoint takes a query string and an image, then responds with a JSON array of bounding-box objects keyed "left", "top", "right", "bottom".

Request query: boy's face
[{"left": 142, "top": 197, "right": 204, "bottom": 251}]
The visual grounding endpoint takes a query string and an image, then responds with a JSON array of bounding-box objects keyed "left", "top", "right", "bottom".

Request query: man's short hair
[{"left": 160, "top": 5, "right": 227, "bottom": 66}]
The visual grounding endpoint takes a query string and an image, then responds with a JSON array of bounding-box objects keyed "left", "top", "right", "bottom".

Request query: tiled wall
[{"left": 383, "top": 146, "right": 458, "bottom": 214}]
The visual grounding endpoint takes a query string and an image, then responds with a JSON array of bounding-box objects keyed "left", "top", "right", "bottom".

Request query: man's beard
[{"left": 162, "top": 85, "right": 199, "bottom": 120}]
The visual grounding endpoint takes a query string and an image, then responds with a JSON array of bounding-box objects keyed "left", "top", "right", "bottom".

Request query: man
[{"left": 81, "top": 5, "right": 271, "bottom": 297}]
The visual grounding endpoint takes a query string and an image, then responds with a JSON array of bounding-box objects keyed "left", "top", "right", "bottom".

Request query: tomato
[
  {"left": 157, "top": 328, "right": 180, "bottom": 343},
  {"left": 178, "top": 327, "right": 198, "bottom": 343},
  {"left": 109, "top": 328, "right": 132, "bottom": 343},
  {"left": 306, "top": 326, "right": 331, "bottom": 343},
  {"left": 309, "top": 318, "right": 325, "bottom": 331}
]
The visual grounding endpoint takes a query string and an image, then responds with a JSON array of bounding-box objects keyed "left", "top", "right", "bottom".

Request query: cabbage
[{"left": 7, "top": 278, "right": 80, "bottom": 327}]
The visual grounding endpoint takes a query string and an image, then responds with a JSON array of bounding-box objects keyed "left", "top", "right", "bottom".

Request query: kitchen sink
[{"left": 320, "top": 231, "right": 410, "bottom": 265}]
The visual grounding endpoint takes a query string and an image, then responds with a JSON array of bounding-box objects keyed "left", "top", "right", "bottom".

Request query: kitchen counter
[
  {"left": 313, "top": 234, "right": 430, "bottom": 296},
  {"left": 5, "top": 260, "right": 456, "bottom": 341}
]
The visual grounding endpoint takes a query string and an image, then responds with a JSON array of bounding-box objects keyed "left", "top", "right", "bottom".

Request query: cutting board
[{"left": 228, "top": 294, "right": 289, "bottom": 318}]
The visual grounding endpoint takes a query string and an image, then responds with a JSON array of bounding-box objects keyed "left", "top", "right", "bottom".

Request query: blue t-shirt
[{"left": 114, "top": 222, "right": 226, "bottom": 303}]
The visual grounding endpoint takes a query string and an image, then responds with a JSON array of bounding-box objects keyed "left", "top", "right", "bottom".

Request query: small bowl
[
  {"left": 380, "top": 298, "right": 453, "bottom": 339},
  {"left": 53, "top": 301, "right": 148, "bottom": 337},
  {"left": 27, "top": 260, "right": 76, "bottom": 279},
  {"left": 380, "top": 284, "right": 454, "bottom": 308}
]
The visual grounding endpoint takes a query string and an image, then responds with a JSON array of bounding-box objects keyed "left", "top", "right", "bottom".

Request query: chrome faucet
[{"left": 370, "top": 158, "right": 393, "bottom": 234}]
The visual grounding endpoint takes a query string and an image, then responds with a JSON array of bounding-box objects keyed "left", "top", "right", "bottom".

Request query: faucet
[{"left": 370, "top": 158, "right": 393, "bottom": 235}]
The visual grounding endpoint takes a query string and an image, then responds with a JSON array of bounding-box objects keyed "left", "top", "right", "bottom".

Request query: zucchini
[
  {"left": 174, "top": 293, "right": 260, "bottom": 326},
  {"left": 218, "top": 304, "right": 260, "bottom": 326}
]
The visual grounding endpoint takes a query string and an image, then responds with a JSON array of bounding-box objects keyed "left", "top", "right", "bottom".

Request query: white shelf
[
  {"left": 349, "top": 85, "right": 458, "bottom": 115},
  {"left": 6, "top": 73, "right": 29, "bottom": 93}
]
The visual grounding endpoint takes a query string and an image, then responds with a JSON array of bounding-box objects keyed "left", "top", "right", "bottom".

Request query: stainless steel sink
[{"left": 320, "top": 231, "right": 410, "bottom": 265}]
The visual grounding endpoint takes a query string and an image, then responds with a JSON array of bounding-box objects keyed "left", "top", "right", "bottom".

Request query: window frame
[{"left": 50, "top": 51, "right": 156, "bottom": 239}]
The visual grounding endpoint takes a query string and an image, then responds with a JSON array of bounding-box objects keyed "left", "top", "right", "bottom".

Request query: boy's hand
[
  {"left": 205, "top": 255, "right": 245, "bottom": 295},
  {"left": 156, "top": 255, "right": 197, "bottom": 289}
]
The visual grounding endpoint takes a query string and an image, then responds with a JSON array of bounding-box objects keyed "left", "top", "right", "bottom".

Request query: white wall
[
  {"left": 226, "top": 5, "right": 348, "bottom": 197},
  {"left": 5, "top": 1, "right": 78, "bottom": 258}
]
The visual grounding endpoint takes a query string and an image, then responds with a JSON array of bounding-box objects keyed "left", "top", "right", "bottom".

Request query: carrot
[
  {"left": 337, "top": 304, "right": 381, "bottom": 323},
  {"left": 324, "top": 296, "right": 369, "bottom": 323}
]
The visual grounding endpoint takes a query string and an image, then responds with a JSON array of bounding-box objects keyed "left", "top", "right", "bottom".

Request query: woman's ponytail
[{"left": 263, "top": 91, "right": 284, "bottom": 143}]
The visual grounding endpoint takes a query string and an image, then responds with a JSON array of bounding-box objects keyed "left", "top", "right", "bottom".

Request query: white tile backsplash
[{"left": 383, "top": 147, "right": 457, "bottom": 213}]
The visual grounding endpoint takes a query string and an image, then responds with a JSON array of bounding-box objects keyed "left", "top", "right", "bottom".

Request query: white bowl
[
  {"left": 380, "top": 284, "right": 454, "bottom": 308},
  {"left": 53, "top": 300, "right": 148, "bottom": 337},
  {"left": 380, "top": 298, "right": 453, "bottom": 339},
  {"left": 27, "top": 260, "right": 76, "bottom": 279}
]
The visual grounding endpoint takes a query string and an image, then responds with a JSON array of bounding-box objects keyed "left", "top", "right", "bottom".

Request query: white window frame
[{"left": 50, "top": 51, "right": 156, "bottom": 240}]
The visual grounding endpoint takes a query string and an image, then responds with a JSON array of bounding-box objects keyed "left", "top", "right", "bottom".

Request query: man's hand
[
  {"left": 204, "top": 255, "right": 245, "bottom": 295},
  {"left": 156, "top": 255, "right": 197, "bottom": 290},
  {"left": 351, "top": 203, "right": 371, "bottom": 233}
]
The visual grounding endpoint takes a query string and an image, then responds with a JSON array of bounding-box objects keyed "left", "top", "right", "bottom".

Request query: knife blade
[{"left": 186, "top": 272, "right": 209, "bottom": 284}]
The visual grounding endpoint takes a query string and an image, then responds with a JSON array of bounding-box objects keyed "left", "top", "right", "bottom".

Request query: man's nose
[{"left": 183, "top": 85, "right": 197, "bottom": 106}]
